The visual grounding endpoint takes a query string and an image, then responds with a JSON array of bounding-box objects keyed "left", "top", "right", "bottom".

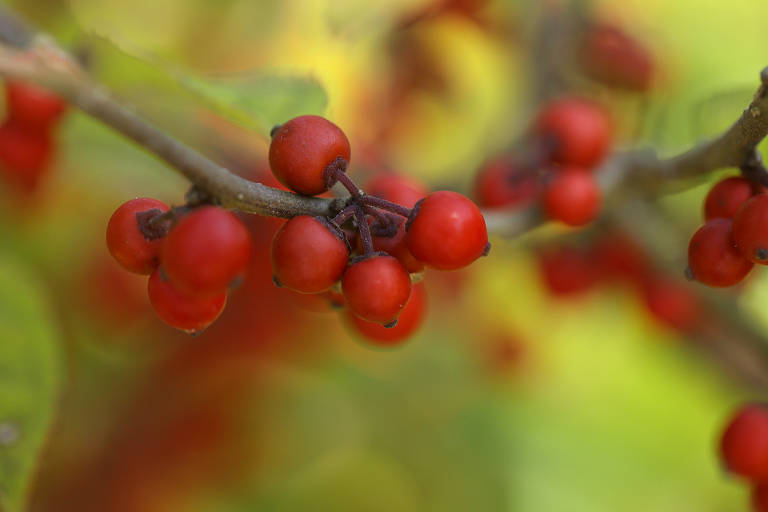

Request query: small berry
[
  {"left": 720, "top": 404, "right": 768, "bottom": 480},
  {"left": 733, "top": 194, "right": 768, "bottom": 264},
  {"left": 752, "top": 482, "right": 768, "bottom": 512},
  {"left": 347, "top": 283, "right": 426, "bottom": 346},
  {"left": 271, "top": 215, "right": 349, "bottom": 293},
  {"left": 106, "top": 198, "right": 170, "bottom": 274},
  {"left": 148, "top": 268, "right": 226, "bottom": 333},
  {"left": 162, "top": 206, "right": 252, "bottom": 297},
  {"left": 406, "top": 191, "right": 488, "bottom": 270},
  {"left": 366, "top": 172, "right": 427, "bottom": 208},
  {"left": 581, "top": 24, "right": 654, "bottom": 91},
  {"left": 534, "top": 97, "right": 612, "bottom": 167},
  {"left": 342, "top": 254, "right": 412, "bottom": 324},
  {"left": 5, "top": 80, "right": 67, "bottom": 130},
  {"left": 268, "top": 115, "right": 351, "bottom": 196},
  {"left": 704, "top": 176, "right": 759, "bottom": 220},
  {"left": 640, "top": 278, "right": 699, "bottom": 332},
  {"left": 543, "top": 167, "right": 601, "bottom": 226},
  {"left": 473, "top": 157, "right": 539, "bottom": 209},
  {"left": 0, "top": 120, "right": 53, "bottom": 190},
  {"left": 688, "top": 218, "right": 753, "bottom": 286}
]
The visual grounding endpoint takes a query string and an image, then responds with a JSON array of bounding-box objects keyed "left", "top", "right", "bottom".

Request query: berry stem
[
  {"left": 354, "top": 205, "right": 374, "bottom": 254},
  {"left": 331, "top": 204, "right": 357, "bottom": 226},
  {"left": 332, "top": 164, "right": 363, "bottom": 198},
  {"left": 360, "top": 195, "right": 412, "bottom": 218}
]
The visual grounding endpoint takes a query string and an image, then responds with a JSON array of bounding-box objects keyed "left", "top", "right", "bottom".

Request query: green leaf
[{"left": 0, "top": 254, "right": 61, "bottom": 512}]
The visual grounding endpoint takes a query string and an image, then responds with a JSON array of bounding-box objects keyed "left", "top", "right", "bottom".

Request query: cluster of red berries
[
  {"left": 686, "top": 175, "right": 768, "bottom": 288},
  {"left": 269, "top": 115, "right": 489, "bottom": 345},
  {"left": 474, "top": 96, "right": 610, "bottom": 227},
  {"left": 107, "top": 199, "right": 252, "bottom": 333},
  {"left": 0, "top": 80, "right": 67, "bottom": 193},
  {"left": 719, "top": 404, "right": 768, "bottom": 511}
]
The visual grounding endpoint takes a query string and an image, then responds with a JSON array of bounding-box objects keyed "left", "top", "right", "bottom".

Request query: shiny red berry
[
  {"left": 534, "top": 97, "right": 611, "bottom": 167},
  {"left": 148, "top": 268, "right": 226, "bottom": 333},
  {"left": 733, "top": 194, "right": 768, "bottom": 264},
  {"left": 753, "top": 482, "right": 768, "bottom": 512},
  {"left": 406, "top": 191, "right": 488, "bottom": 270},
  {"left": 704, "top": 176, "right": 759, "bottom": 220},
  {"left": 543, "top": 167, "right": 601, "bottom": 226},
  {"left": 473, "top": 156, "right": 539, "bottom": 209},
  {"left": 347, "top": 282, "right": 426, "bottom": 346},
  {"left": 162, "top": 206, "right": 252, "bottom": 297},
  {"left": 342, "top": 254, "right": 412, "bottom": 325},
  {"left": 268, "top": 115, "right": 351, "bottom": 196},
  {"left": 688, "top": 218, "right": 753, "bottom": 286},
  {"left": 580, "top": 24, "right": 654, "bottom": 92},
  {"left": 271, "top": 215, "right": 349, "bottom": 293},
  {"left": 106, "top": 198, "right": 170, "bottom": 274},
  {"left": 5, "top": 80, "right": 67, "bottom": 130},
  {"left": 720, "top": 404, "right": 768, "bottom": 480},
  {"left": 366, "top": 172, "right": 427, "bottom": 208}
]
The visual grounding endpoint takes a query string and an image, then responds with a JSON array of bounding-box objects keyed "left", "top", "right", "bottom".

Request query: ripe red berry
[
  {"left": 534, "top": 97, "right": 611, "bottom": 167},
  {"left": 106, "top": 198, "right": 170, "bottom": 275},
  {"left": 406, "top": 191, "right": 488, "bottom": 270},
  {"left": 347, "top": 283, "right": 426, "bottom": 346},
  {"left": 720, "top": 404, "right": 768, "bottom": 480},
  {"left": 753, "top": 482, "right": 768, "bottom": 512},
  {"left": 268, "top": 115, "right": 351, "bottom": 196},
  {"left": 148, "top": 268, "right": 226, "bottom": 333},
  {"left": 543, "top": 167, "right": 601, "bottom": 226},
  {"left": 5, "top": 80, "right": 67, "bottom": 131},
  {"left": 342, "top": 254, "right": 411, "bottom": 325},
  {"left": 366, "top": 172, "right": 427, "bottom": 208},
  {"left": 536, "top": 246, "right": 598, "bottom": 298},
  {"left": 688, "top": 218, "right": 753, "bottom": 286},
  {"left": 162, "top": 206, "right": 252, "bottom": 297},
  {"left": 580, "top": 24, "right": 654, "bottom": 91},
  {"left": 271, "top": 215, "right": 349, "bottom": 293},
  {"left": 640, "top": 278, "right": 700, "bottom": 332},
  {"left": 473, "top": 156, "right": 539, "bottom": 209},
  {"left": 733, "top": 194, "right": 768, "bottom": 264},
  {"left": 704, "top": 176, "right": 759, "bottom": 221},
  {"left": 0, "top": 120, "right": 53, "bottom": 190}
]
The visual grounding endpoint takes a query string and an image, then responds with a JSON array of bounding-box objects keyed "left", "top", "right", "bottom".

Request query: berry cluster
[
  {"left": 686, "top": 175, "right": 767, "bottom": 288},
  {"left": 107, "top": 199, "right": 252, "bottom": 333},
  {"left": 269, "top": 115, "right": 489, "bottom": 345},
  {"left": 719, "top": 404, "right": 768, "bottom": 511},
  {"left": 474, "top": 96, "right": 610, "bottom": 227},
  {"left": 0, "top": 80, "right": 67, "bottom": 193}
]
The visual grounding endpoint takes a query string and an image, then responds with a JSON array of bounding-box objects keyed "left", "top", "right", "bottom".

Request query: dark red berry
[
  {"left": 347, "top": 282, "right": 426, "bottom": 346},
  {"left": 406, "top": 191, "right": 488, "bottom": 270},
  {"left": 473, "top": 156, "right": 539, "bottom": 209},
  {"left": 371, "top": 218, "right": 424, "bottom": 273},
  {"left": 688, "top": 218, "right": 753, "bottom": 286},
  {"left": 271, "top": 215, "right": 349, "bottom": 293},
  {"left": 536, "top": 246, "right": 598, "bottom": 298},
  {"left": 366, "top": 172, "right": 427, "bottom": 208},
  {"left": 543, "top": 167, "right": 601, "bottom": 226},
  {"left": 5, "top": 80, "right": 67, "bottom": 130},
  {"left": 733, "top": 194, "right": 768, "bottom": 264},
  {"left": 704, "top": 176, "right": 759, "bottom": 220},
  {"left": 148, "top": 268, "right": 226, "bottom": 333},
  {"left": 581, "top": 24, "right": 654, "bottom": 91},
  {"left": 342, "top": 254, "right": 411, "bottom": 324},
  {"left": 162, "top": 206, "right": 252, "bottom": 297},
  {"left": 0, "top": 120, "right": 53, "bottom": 190},
  {"left": 720, "top": 404, "right": 768, "bottom": 480},
  {"left": 640, "top": 278, "right": 700, "bottom": 332},
  {"left": 753, "top": 482, "right": 768, "bottom": 512},
  {"left": 268, "top": 115, "right": 351, "bottom": 196},
  {"left": 534, "top": 97, "right": 612, "bottom": 167},
  {"left": 106, "top": 198, "right": 170, "bottom": 275}
]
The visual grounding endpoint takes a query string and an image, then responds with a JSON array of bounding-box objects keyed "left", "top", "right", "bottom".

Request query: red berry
[
  {"left": 640, "top": 278, "right": 700, "bottom": 332},
  {"left": 543, "top": 167, "right": 601, "bottom": 226},
  {"left": 0, "top": 120, "right": 53, "bottom": 190},
  {"left": 406, "top": 191, "right": 488, "bottom": 270},
  {"left": 592, "top": 232, "right": 650, "bottom": 285},
  {"left": 704, "top": 176, "right": 759, "bottom": 220},
  {"left": 5, "top": 80, "right": 67, "bottom": 131},
  {"left": 473, "top": 156, "right": 539, "bottom": 209},
  {"left": 534, "top": 97, "right": 612, "bottom": 167},
  {"left": 733, "top": 194, "right": 768, "bottom": 264},
  {"left": 162, "top": 206, "right": 252, "bottom": 297},
  {"left": 371, "top": 218, "right": 424, "bottom": 273},
  {"left": 347, "top": 283, "right": 426, "bottom": 346},
  {"left": 720, "top": 404, "right": 768, "bottom": 480},
  {"left": 581, "top": 24, "right": 654, "bottom": 91},
  {"left": 536, "top": 246, "right": 598, "bottom": 298},
  {"left": 342, "top": 254, "right": 411, "bottom": 324},
  {"left": 148, "top": 268, "right": 226, "bottom": 333},
  {"left": 271, "top": 215, "right": 349, "bottom": 293},
  {"left": 106, "top": 198, "right": 170, "bottom": 275},
  {"left": 366, "top": 172, "right": 427, "bottom": 208},
  {"left": 753, "top": 482, "right": 768, "bottom": 512},
  {"left": 688, "top": 218, "right": 753, "bottom": 286},
  {"left": 268, "top": 115, "right": 351, "bottom": 196}
]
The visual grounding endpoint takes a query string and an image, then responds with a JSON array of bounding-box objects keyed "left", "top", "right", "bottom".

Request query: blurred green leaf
[{"left": 0, "top": 254, "right": 61, "bottom": 512}]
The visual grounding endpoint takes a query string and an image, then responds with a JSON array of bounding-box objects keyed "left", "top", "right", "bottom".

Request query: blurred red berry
[
  {"left": 5, "top": 80, "right": 67, "bottom": 130},
  {"left": 733, "top": 194, "right": 768, "bottom": 264},
  {"left": 473, "top": 156, "right": 539, "bottom": 209},
  {"left": 704, "top": 176, "right": 759, "bottom": 221},
  {"left": 543, "top": 167, "right": 601, "bottom": 227},
  {"left": 581, "top": 24, "right": 655, "bottom": 91},
  {"left": 688, "top": 218, "right": 753, "bottom": 287},
  {"left": 148, "top": 268, "right": 227, "bottom": 333},
  {"left": 720, "top": 404, "right": 768, "bottom": 481}
]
